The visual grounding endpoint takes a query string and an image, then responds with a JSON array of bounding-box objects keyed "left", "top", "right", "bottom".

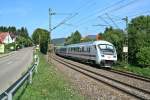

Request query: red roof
[{"left": 0, "top": 32, "right": 9, "bottom": 43}]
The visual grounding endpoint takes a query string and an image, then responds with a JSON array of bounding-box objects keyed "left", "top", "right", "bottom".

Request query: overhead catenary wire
[
  {"left": 92, "top": 24, "right": 111, "bottom": 27},
  {"left": 105, "top": 13, "right": 119, "bottom": 28},
  {"left": 51, "top": 13, "right": 78, "bottom": 31},
  {"left": 51, "top": 0, "right": 97, "bottom": 32},
  {"left": 74, "top": 0, "right": 138, "bottom": 28},
  {"left": 98, "top": 16, "right": 112, "bottom": 27},
  {"left": 73, "top": 0, "right": 126, "bottom": 26}
]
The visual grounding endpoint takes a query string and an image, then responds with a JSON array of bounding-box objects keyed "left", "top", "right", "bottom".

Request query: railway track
[
  {"left": 52, "top": 55, "right": 150, "bottom": 100},
  {"left": 61, "top": 55, "right": 150, "bottom": 83},
  {"left": 109, "top": 69, "right": 150, "bottom": 83}
]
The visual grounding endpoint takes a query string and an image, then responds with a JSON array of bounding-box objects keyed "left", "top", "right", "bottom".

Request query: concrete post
[
  {"left": 7, "top": 93, "right": 12, "bottom": 100},
  {"left": 35, "top": 64, "right": 38, "bottom": 73},
  {"left": 29, "top": 71, "right": 32, "bottom": 84}
]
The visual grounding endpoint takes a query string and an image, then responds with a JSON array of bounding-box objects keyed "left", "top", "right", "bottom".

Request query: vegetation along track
[{"left": 52, "top": 55, "right": 150, "bottom": 100}]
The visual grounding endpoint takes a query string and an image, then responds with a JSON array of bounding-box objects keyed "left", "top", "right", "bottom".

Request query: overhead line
[
  {"left": 98, "top": 16, "right": 112, "bottom": 26},
  {"left": 105, "top": 13, "right": 119, "bottom": 28},
  {"left": 74, "top": 0, "right": 126, "bottom": 25},
  {"left": 75, "top": 0, "right": 138, "bottom": 29},
  {"left": 51, "top": 13, "right": 78, "bottom": 31},
  {"left": 108, "top": 0, "right": 138, "bottom": 12}
]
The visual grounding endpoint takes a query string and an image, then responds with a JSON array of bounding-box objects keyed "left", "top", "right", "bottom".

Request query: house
[{"left": 0, "top": 32, "right": 14, "bottom": 44}]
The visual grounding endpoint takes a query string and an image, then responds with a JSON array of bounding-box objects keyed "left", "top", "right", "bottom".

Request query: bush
[
  {"left": 136, "top": 47, "right": 150, "bottom": 67},
  {"left": 5, "top": 43, "right": 15, "bottom": 52}
]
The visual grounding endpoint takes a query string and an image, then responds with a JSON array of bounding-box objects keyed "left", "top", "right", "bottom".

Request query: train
[{"left": 55, "top": 40, "right": 117, "bottom": 68}]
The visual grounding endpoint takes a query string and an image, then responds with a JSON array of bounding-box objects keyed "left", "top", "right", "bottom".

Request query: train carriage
[{"left": 55, "top": 40, "right": 117, "bottom": 67}]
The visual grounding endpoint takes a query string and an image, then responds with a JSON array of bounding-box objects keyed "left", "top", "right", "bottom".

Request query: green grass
[
  {"left": 113, "top": 64, "right": 150, "bottom": 78},
  {"left": 14, "top": 53, "right": 83, "bottom": 100}
]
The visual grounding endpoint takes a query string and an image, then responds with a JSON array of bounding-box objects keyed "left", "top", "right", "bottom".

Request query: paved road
[{"left": 0, "top": 47, "right": 33, "bottom": 94}]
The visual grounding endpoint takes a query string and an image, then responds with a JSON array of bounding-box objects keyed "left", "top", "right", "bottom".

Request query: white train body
[{"left": 55, "top": 40, "right": 117, "bottom": 67}]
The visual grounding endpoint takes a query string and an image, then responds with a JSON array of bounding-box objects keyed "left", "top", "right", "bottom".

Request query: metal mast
[{"left": 122, "top": 16, "right": 128, "bottom": 65}]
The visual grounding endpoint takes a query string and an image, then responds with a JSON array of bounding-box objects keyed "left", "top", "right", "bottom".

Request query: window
[
  {"left": 93, "top": 45, "right": 96, "bottom": 49},
  {"left": 99, "top": 44, "right": 115, "bottom": 55},
  {"left": 82, "top": 47, "right": 84, "bottom": 52}
]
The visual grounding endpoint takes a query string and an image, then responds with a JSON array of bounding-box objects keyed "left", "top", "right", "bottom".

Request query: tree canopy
[
  {"left": 32, "top": 28, "right": 50, "bottom": 54},
  {"left": 102, "top": 27, "right": 124, "bottom": 61},
  {"left": 128, "top": 15, "right": 150, "bottom": 66},
  {"left": 65, "top": 30, "right": 82, "bottom": 45}
]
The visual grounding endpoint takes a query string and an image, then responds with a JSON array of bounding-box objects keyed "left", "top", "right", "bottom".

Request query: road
[{"left": 0, "top": 47, "right": 33, "bottom": 94}]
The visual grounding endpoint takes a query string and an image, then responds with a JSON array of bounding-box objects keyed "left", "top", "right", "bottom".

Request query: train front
[{"left": 98, "top": 44, "right": 117, "bottom": 67}]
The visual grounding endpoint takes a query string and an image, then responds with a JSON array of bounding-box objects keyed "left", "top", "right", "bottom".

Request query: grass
[
  {"left": 14, "top": 53, "right": 83, "bottom": 100},
  {"left": 113, "top": 63, "right": 150, "bottom": 78}
]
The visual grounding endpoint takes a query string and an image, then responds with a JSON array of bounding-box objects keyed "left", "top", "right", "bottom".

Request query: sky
[{"left": 0, "top": 0, "right": 150, "bottom": 39}]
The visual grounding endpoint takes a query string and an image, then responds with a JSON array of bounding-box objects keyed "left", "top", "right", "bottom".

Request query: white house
[{"left": 0, "top": 32, "right": 14, "bottom": 44}]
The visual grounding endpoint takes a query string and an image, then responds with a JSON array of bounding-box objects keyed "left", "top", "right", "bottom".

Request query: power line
[
  {"left": 53, "top": 0, "right": 97, "bottom": 32},
  {"left": 92, "top": 24, "right": 111, "bottom": 27},
  {"left": 98, "top": 16, "right": 112, "bottom": 26},
  {"left": 74, "top": 0, "right": 126, "bottom": 26},
  {"left": 67, "top": 0, "right": 97, "bottom": 23},
  {"left": 108, "top": 0, "right": 138, "bottom": 13},
  {"left": 51, "top": 13, "right": 78, "bottom": 31},
  {"left": 74, "top": 0, "right": 138, "bottom": 31},
  {"left": 105, "top": 13, "right": 119, "bottom": 28}
]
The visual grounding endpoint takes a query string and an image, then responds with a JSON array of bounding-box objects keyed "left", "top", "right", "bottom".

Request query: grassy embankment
[
  {"left": 113, "top": 63, "right": 150, "bottom": 78},
  {"left": 14, "top": 53, "right": 83, "bottom": 100}
]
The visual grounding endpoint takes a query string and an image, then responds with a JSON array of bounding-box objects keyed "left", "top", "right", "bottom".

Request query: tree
[
  {"left": 136, "top": 47, "right": 150, "bottom": 67},
  {"left": 32, "top": 28, "right": 50, "bottom": 54},
  {"left": 81, "top": 37, "right": 95, "bottom": 42},
  {"left": 65, "top": 30, "right": 81, "bottom": 45},
  {"left": 102, "top": 27, "right": 124, "bottom": 61},
  {"left": 128, "top": 15, "right": 150, "bottom": 65}
]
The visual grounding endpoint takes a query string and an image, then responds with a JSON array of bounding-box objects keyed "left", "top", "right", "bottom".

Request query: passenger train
[{"left": 55, "top": 40, "right": 117, "bottom": 67}]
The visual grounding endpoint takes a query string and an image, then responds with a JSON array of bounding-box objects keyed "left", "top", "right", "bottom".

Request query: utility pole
[
  {"left": 48, "top": 8, "right": 77, "bottom": 62},
  {"left": 49, "top": 8, "right": 56, "bottom": 43},
  {"left": 48, "top": 8, "right": 56, "bottom": 62},
  {"left": 122, "top": 16, "right": 128, "bottom": 65}
]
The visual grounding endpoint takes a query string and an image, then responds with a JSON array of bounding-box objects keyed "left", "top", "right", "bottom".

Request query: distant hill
[
  {"left": 52, "top": 38, "right": 66, "bottom": 46},
  {"left": 85, "top": 35, "right": 96, "bottom": 39}
]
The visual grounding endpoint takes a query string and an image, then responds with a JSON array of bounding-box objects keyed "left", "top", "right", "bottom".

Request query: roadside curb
[{"left": 0, "top": 51, "right": 16, "bottom": 58}]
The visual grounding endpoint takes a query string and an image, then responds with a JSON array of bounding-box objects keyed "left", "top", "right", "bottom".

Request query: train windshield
[{"left": 99, "top": 44, "right": 115, "bottom": 55}]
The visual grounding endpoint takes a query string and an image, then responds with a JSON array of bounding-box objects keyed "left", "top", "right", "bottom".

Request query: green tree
[
  {"left": 32, "top": 28, "right": 50, "bottom": 54},
  {"left": 81, "top": 37, "right": 95, "bottom": 42},
  {"left": 128, "top": 15, "right": 150, "bottom": 65},
  {"left": 136, "top": 47, "right": 150, "bottom": 67},
  {"left": 65, "top": 30, "right": 81, "bottom": 45},
  {"left": 102, "top": 27, "right": 124, "bottom": 61}
]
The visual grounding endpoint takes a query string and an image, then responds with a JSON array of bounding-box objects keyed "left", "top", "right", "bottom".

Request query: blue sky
[{"left": 0, "top": 0, "right": 150, "bottom": 39}]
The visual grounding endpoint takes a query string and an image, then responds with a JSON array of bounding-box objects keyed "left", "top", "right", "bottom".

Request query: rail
[
  {"left": 0, "top": 55, "right": 39, "bottom": 100},
  {"left": 53, "top": 55, "right": 150, "bottom": 100}
]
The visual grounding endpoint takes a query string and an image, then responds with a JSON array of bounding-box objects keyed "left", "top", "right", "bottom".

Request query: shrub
[
  {"left": 136, "top": 47, "right": 150, "bottom": 67},
  {"left": 5, "top": 43, "right": 15, "bottom": 52}
]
